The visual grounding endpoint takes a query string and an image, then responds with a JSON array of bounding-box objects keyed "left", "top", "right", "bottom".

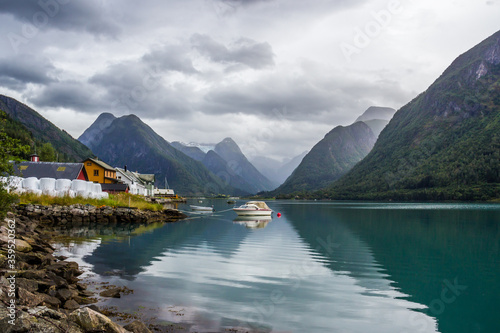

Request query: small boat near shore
[
  {"left": 227, "top": 197, "right": 239, "bottom": 204},
  {"left": 190, "top": 205, "right": 214, "bottom": 212},
  {"left": 233, "top": 201, "right": 272, "bottom": 216}
]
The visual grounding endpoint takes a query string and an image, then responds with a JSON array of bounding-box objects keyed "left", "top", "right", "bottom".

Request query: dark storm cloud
[
  {"left": 28, "top": 81, "right": 104, "bottom": 111},
  {"left": 210, "top": 0, "right": 368, "bottom": 16},
  {"left": 90, "top": 62, "right": 153, "bottom": 92},
  {"left": 87, "top": 46, "right": 196, "bottom": 116},
  {"left": 215, "top": 0, "right": 273, "bottom": 5},
  {"left": 142, "top": 44, "right": 199, "bottom": 74},
  {"left": 202, "top": 71, "right": 408, "bottom": 123},
  {"left": 191, "top": 34, "right": 275, "bottom": 69},
  {"left": 0, "top": 0, "right": 121, "bottom": 37},
  {"left": 90, "top": 43, "right": 198, "bottom": 92},
  {"left": 0, "top": 55, "right": 56, "bottom": 89},
  {"left": 204, "top": 78, "right": 340, "bottom": 120}
]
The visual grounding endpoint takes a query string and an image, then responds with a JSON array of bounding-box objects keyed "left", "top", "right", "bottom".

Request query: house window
[
  {"left": 87, "top": 162, "right": 92, "bottom": 166},
  {"left": 94, "top": 170, "right": 99, "bottom": 176}
]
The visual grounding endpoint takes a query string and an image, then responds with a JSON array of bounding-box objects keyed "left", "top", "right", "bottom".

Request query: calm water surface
[{"left": 54, "top": 201, "right": 500, "bottom": 333}]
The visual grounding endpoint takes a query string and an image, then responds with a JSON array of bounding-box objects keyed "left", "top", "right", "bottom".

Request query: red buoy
[{"left": 277, "top": 213, "right": 282, "bottom": 218}]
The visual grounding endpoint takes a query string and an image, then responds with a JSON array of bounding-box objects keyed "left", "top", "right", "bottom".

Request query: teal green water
[{"left": 55, "top": 201, "right": 500, "bottom": 332}]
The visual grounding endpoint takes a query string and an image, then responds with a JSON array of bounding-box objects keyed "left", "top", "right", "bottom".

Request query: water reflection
[
  {"left": 82, "top": 214, "right": 252, "bottom": 279},
  {"left": 278, "top": 201, "right": 500, "bottom": 333},
  {"left": 52, "top": 201, "right": 500, "bottom": 332},
  {"left": 233, "top": 216, "right": 272, "bottom": 229}
]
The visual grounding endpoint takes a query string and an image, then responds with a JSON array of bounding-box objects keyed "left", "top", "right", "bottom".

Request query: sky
[{"left": 0, "top": 0, "right": 498, "bottom": 162}]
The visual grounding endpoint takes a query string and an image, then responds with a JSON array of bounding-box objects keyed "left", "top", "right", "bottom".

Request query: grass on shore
[{"left": 15, "top": 192, "right": 164, "bottom": 211}]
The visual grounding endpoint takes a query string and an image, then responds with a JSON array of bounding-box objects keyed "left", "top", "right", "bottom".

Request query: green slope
[
  {"left": 0, "top": 110, "right": 34, "bottom": 161},
  {"left": 327, "top": 30, "right": 500, "bottom": 201},
  {"left": 273, "top": 121, "right": 376, "bottom": 196},
  {"left": 0, "top": 94, "right": 93, "bottom": 162}
]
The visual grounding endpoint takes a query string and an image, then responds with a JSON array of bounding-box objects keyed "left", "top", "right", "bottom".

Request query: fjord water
[{"left": 56, "top": 201, "right": 500, "bottom": 332}]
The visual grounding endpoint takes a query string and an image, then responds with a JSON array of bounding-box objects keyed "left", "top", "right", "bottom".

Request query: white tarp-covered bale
[
  {"left": 56, "top": 179, "right": 72, "bottom": 192},
  {"left": 92, "top": 183, "right": 104, "bottom": 199},
  {"left": 70, "top": 179, "right": 87, "bottom": 191},
  {"left": 71, "top": 179, "right": 87, "bottom": 197},
  {"left": 3, "top": 176, "right": 107, "bottom": 199},
  {"left": 40, "top": 178, "right": 57, "bottom": 196},
  {"left": 85, "top": 181, "right": 94, "bottom": 193},
  {"left": 22, "top": 177, "right": 40, "bottom": 193},
  {"left": 92, "top": 183, "right": 102, "bottom": 193}
]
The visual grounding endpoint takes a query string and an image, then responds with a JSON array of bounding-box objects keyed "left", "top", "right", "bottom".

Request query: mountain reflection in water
[{"left": 54, "top": 201, "right": 500, "bottom": 333}]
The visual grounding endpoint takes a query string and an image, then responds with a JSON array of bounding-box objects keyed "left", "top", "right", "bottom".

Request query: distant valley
[{"left": 271, "top": 106, "right": 395, "bottom": 196}]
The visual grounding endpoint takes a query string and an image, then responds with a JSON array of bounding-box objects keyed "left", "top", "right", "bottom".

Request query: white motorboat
[
  {"left": 233, "top": 201, "right": 272, "bottom": 216},
  {"left": 190, "top": 205, "right": 214, "bottom": 212}
]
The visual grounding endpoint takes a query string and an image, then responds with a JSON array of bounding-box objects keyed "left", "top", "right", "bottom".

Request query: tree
[
  {"left": 0, "top": 113, "right": 30, "bottom": 217},
  {"left": 39, "top": 142, "right": 57, "bottom": 162}
]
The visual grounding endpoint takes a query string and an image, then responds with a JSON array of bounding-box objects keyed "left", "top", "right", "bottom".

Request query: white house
[{"left": 115, "top": 167, "right": 147, "bottom": 196}]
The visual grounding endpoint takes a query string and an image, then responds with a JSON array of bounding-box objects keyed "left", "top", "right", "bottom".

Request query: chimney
[
  {"left": 30, "top": 154, "right": 39, "bottom": 162},
  {"left": 124, "top": 165, "right": 127, "bottom": 172}
]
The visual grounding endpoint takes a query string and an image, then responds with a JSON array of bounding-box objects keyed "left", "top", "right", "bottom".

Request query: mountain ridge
[
  {"left": 173, "top": 138, "right": 275, "bottom": 193},
  {"left": 355, "top": 106, "right": 396, "bottom": 123},
  {"left": 79, "top": 113, "right": 116, "bottom": 149},
  {"left": 325, "top": 30, "right": 500, "bottom": 200},
  {"left": 0, "top": 94, "right": 93, "bottom": 162},
  {"left": 213, "top": 138, "right": 275, "bottom": 192},
  {"left": 79, "top": 113, "right": 238, "bottom": 196},
  {"left": 273, "top": 121, "right": 377, "bottom": 195}
]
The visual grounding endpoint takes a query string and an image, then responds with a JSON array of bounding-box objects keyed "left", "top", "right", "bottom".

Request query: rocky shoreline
[
  {"left": 0, "top": 205, "right": 187, "bottom": 333},
  {"left": 14, "top": 203, "right": 186, "bottom": 226}
]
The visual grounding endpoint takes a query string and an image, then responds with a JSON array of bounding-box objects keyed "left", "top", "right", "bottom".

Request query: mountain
[
  {"left": 355, "top": 106, "right": 396, "bottom": 137},
  {"left": 171, "top": 142, "right": 206, "bottom": 162},
  {"left": 327, "top": 30, "right": 500, "bottom": 201},
  {"left": 251, "top": 151, "right": 308, "bottom": 186},
  {"left": 172, "top": 138, "right": 275, "bottom": 193},
  {"left": 213, "top": 138, "right": 275, "bottom": 192},
  {"left": 355, "top": 106, "right": 396, "bottom": 122},
  {"left": 360, "top": 119, "right": 391, "bottom": 137},
  {"left": 0, "top": 94, "right": 93, "bottom": 162},
  {"left": 78, "top": 114, "right": 235, "bottom": 196},
  {"left": 78, "top": 113, "right": 116, "bottom": 149},
  {"left": 201, "top": 150, "right": 251, "bottom": 194},
  {"left": 273, "top": 121, "right": 377, "bottom": 195},
  {"left": 250, "top": 156, "right": 282, "bottom": 186}
]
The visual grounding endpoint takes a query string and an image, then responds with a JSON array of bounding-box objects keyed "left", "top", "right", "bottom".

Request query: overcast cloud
[{"left": 0, "top": 0, "right": 498, "bottom": 161}]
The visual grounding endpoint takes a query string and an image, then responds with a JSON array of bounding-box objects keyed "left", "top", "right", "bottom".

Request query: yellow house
[{"left": 82, "top": 158, "right": 118, "bottom": 184}]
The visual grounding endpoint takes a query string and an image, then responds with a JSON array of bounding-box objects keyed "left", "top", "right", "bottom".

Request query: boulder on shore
[{"left": 69, "top": 307, "right": 130, "bottom": 333}]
